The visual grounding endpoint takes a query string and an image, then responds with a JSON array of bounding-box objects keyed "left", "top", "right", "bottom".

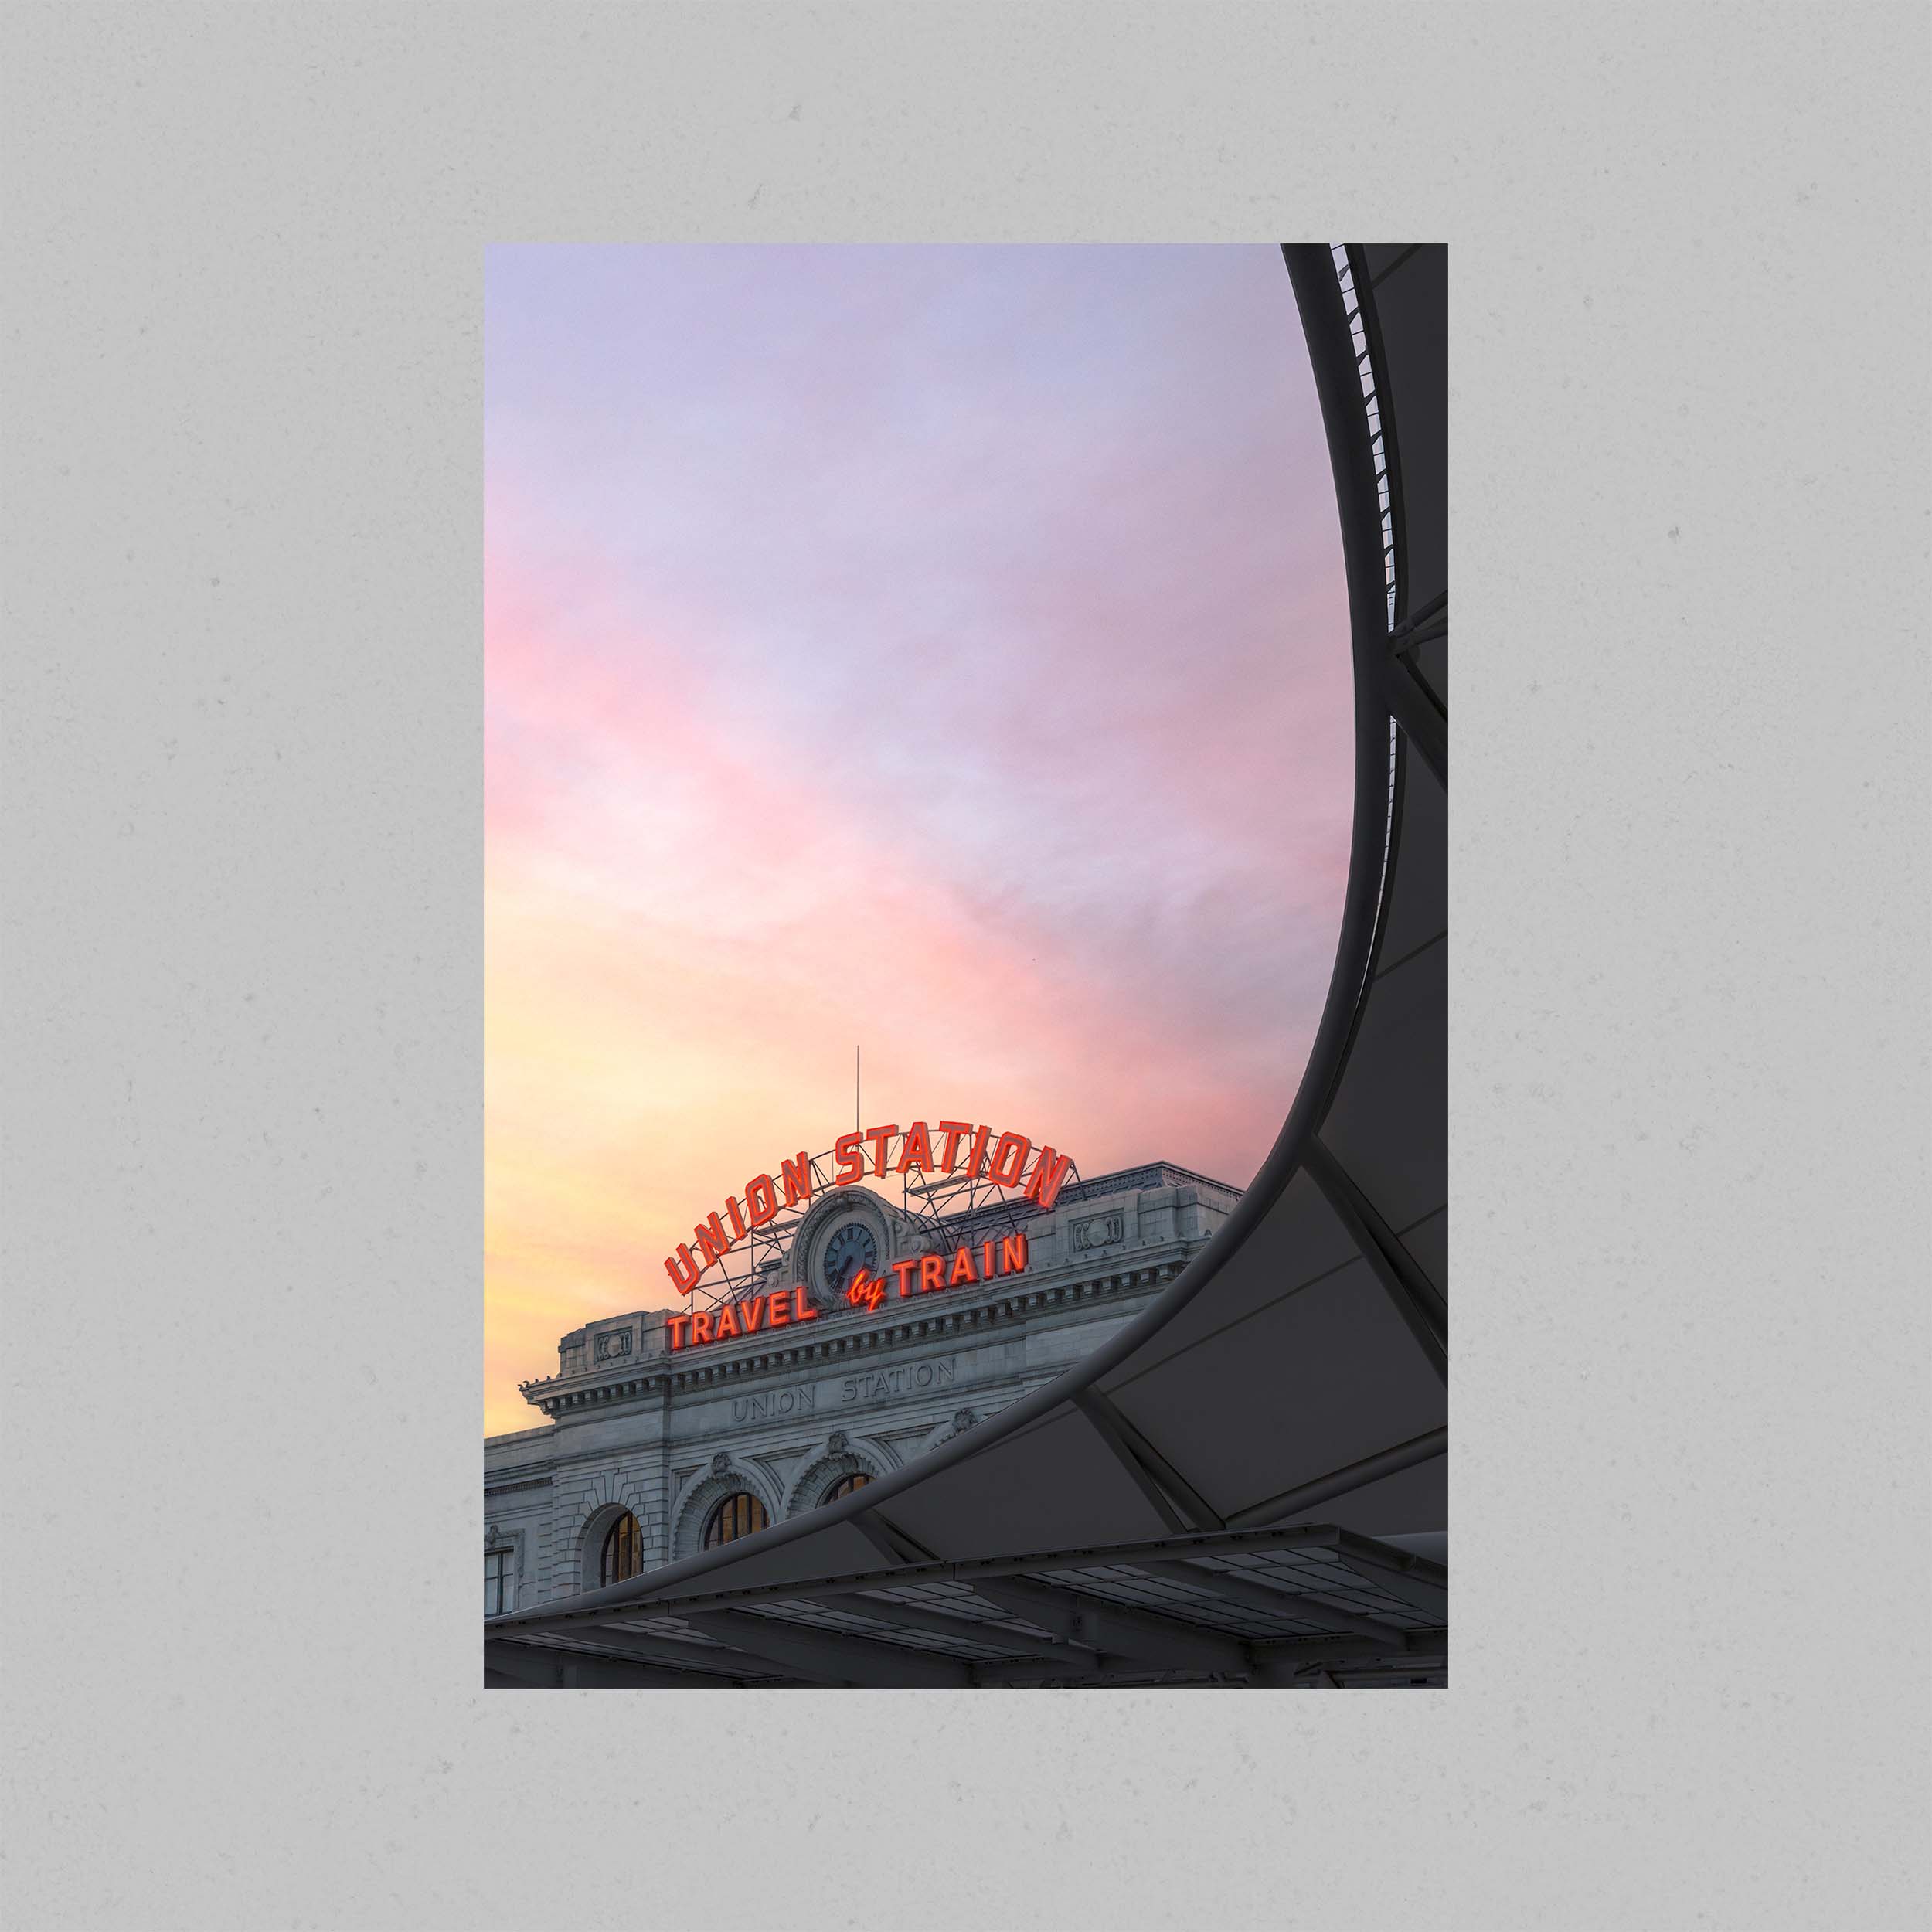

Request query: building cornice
[{"left": 515, "top": 1248, "right": 1192, "bottom": 1423}]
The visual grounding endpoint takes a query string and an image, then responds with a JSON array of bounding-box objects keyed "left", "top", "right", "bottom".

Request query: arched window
[
  {"left": 599, "top": 1510, "right": 645, "bottom": 1587},
  {"left": 822, "top": 1471, "right": 871, "bottom": 1505},
  {"left": 702, "top": 1492, "right": 768, "bottom": 1549}
]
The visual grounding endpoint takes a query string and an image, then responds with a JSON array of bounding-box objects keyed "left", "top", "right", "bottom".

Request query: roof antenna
[{"left": 855, "top": 1044, "right": 861, "bottom": 1133}]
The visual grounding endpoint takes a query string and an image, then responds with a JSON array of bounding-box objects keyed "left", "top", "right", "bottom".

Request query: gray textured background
[{"left": 3, "top": 5, "right": 1927, "bottom": 1930}]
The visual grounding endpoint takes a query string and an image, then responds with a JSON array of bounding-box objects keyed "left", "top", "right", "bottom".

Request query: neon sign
[
  {"left": 663, "top": 1233, "right": 1032, "bottom": 1353},
  {"left": 843, "top": 1233, "right": 1031, "bottom": 1312},
  {"left": 661, "top": 1120, "right": 1073, "bottom": 1296},
  {"left": 665, "top": 1284, "right": 818, "bottom": 1353}
]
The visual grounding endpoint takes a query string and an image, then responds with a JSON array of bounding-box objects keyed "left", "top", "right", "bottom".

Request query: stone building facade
[{"left": 484, "top": 1161, "right": 1238, "bottom": 1611}]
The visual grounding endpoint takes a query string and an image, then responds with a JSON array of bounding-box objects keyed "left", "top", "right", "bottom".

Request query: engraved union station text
[
  {"left": 730, "top": 1388, "right": 817, "bottom": 1424},
  {"left": 841, "top": 1360, "right": 956, "bottom": 1403}
]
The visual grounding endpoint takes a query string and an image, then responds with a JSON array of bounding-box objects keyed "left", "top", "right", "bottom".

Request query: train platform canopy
[{"left": 487, "top": 1522, "right": 1447, "bottom": 1688}]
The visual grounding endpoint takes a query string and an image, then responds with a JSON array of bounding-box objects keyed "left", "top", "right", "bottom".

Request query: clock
[{"left": 820, "top": 1222, "right": 878, "bottom": 1298}]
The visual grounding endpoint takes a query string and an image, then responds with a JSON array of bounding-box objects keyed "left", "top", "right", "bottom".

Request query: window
[
  {"left": 822, "top": 1471, "right": 871, "bottom": 1505},
  {"left": 600, "top": 1510, "right": 645, "bottom": 1586},
  {"left": 485, "top": 1548, "right": 512, "bottom": 1616},
  {"left": 702, "top": 1492, "right": 768, "bottom": 1549}
]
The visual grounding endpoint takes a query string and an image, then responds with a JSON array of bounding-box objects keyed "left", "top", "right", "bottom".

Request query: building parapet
[{"left": 515, "top": 1250, "right": 1193, "bottom": 1423}]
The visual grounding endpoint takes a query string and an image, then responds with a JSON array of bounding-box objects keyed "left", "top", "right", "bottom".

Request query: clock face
[{"left": 820, "top": 1222, "right": 878, "bottom": 1298}]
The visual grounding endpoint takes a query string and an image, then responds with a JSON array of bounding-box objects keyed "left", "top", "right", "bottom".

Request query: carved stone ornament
[
  {"left": 710, "top": 1451, "right": 731, "bottom": 1478},
  {"left": 954, "top": 1409, "right": 977, "bottom": 1434},
  {"left": 827, "top": 1430, "right": 849, "bottom": 1454},
  {"left": 1073, "top": 1212, "right": 1124, "bottom": 1250}
]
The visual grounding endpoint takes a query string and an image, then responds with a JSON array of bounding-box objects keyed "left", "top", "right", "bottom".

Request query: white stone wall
[{"left": 485, "top": 1169, "right": 1233, "bottom": 1605}]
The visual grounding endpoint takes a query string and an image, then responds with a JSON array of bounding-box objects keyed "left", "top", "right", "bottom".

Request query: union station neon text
[{"left": 662, "top": 1120, "right": 1073, "bottom": 1295}]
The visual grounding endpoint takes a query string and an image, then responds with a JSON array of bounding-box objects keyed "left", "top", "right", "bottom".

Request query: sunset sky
[{"left": 485, "top": 244, "right": 1352, "bottom": 1436}]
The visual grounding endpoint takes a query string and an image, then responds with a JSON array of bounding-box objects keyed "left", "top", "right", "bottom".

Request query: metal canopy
[
  {"left": 488, "top": 243, "right": 1448, "bottom": 1687},
  {"left": 486, "top": 1523, "right": 1447, "bottom": 1688}
]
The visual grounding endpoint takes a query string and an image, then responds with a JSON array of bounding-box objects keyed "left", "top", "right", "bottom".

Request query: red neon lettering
[
  {"left": 693, "top": 1213, "right": 730, "bottom": 1269},
  {"left": 896, "top": 1121, "right": 934, "bottom": 1173},
  {"left": 1022, "top": 1145, "right": 1072, "bottom": 1212},
  {"left": 662, "top": 1124, "right": 1074, "bottom": 1328},
  {"left": 847, "top": 1269, "right": 885, "bottom": 1313},
  {"left": 988, "top": 1133, "right": 1030, "bottom": 1186},
  {"left": 781, "top": 1152, "right": 813, "bottom": 1206}
]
